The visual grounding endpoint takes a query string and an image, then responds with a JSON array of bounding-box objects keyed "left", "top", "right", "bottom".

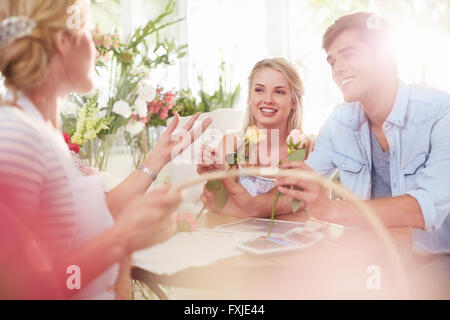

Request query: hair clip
[{"left": 0, "top": 16, "right": 36, "bottom": 48}]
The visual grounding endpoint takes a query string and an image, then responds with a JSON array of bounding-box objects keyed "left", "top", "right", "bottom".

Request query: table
[{"left": 132, "top": 212, "right": 449, "bottom": 300}]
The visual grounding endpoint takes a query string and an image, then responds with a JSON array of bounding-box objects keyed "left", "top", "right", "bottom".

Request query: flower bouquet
[{"left": 61, "top": 0, "right": 187, "bottom": 172}]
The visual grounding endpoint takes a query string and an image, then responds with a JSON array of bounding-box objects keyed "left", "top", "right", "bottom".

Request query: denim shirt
[{"left": 306, "top": 81, "right": 450, "bottom": 255}]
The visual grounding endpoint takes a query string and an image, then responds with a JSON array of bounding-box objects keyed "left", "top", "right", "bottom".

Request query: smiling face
[
  {"left": 248, "top": 67, "right": 296, "bottom": 130},
  {"left": 326, "top": 29, "right": 386, "bottom": 103}
]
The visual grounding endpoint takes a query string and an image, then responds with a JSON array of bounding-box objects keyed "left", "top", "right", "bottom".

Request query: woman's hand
[
  {"left": 197, "top": 145, "right": 225, "bottom": 175},
  {"left": 200, "top": 185, "right": 252, "bottom": 218},
  {"left": 275, "top": 161, "right": 332, "bottom": 222},
  {"left": 116, "top": 185, "right": 183, "bottom": 253},
  {"left": 143, "top": 112, "right": 212, "bottom": 174}
]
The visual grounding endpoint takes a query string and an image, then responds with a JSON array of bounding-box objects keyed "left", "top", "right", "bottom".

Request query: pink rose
[
  {"left": 160, "top": 107, "right": 169, "bottom": 120},
  {"left": 287, "top": 129, "right": 309, "bottom": 149}
]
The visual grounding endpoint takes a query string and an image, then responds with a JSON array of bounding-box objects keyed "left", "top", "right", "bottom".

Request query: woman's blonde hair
[
  {"left": 0, "top": 0, "right": 89, "bottom": 94},
  {"left": 244, "top": 58, "right": 305, "bottom": 135}
]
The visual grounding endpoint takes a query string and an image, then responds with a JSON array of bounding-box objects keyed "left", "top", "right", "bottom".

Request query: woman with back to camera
[{"left": 0, "top": 0, "right": 211, "bottom": 299}]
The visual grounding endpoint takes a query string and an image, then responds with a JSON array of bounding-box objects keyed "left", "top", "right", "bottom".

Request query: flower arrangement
[
  {"left": 61, "top": 0, "right": 187, "bottom": 171},
  {"left": 121, "top": 85, "right": 179, "bottom": 167},
  {"left": 60, "top": 1, "right": 242, "bottom": 174},
  {"left": 147, "top": 87, "right": 178, "bottom": 126}
]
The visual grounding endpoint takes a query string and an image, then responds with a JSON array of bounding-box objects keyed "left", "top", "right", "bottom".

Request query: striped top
[{"left": 0, "top": 106, "right": 76, "bottom": 261}]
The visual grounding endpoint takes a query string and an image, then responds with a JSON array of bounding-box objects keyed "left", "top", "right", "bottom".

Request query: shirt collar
[
  {"left": 352, "top": 80, "right": 410, "bottom": 131},
  {"left": 386, "top": 81, "right": 410, "bottom": 127},
  {"left": 5, "top": 90, "right": 47, "bottom": 126}
]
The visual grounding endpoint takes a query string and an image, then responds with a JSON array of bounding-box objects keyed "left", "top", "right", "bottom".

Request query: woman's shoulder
[
  {"left": 0, "top": 106, "right": 42, "bottom": 134},
  {"left": 0, "top": 106, "right": 46, "bottom": 154}
]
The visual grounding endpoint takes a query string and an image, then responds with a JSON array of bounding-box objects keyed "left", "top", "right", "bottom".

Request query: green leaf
[
  {"left": 225, "top": 153, "right": 237, "bottom": 167},
  {"left": 206, "top": 180, "right": 223, "bottom": 192},
  {"left": 214, "top": 186, "right": 229, "bottom": 210},
  {"left": 267, "top": 192, "right": 282, "bottom": 238},
  {"left": 286, "top": 149, "right": 306, "bottom": 162},
  {"left": 292, "top": 199, "right": 303, "bottom": 213}
]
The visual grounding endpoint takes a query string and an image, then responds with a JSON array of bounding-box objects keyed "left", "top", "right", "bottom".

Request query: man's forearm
[{"left": 328, "top": 195, "right": 425, "bottom": 229}]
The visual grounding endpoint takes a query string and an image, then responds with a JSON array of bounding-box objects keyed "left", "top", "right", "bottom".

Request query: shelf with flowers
[{"left": 61, "top": 0, "right": 187, "bottom": 173}]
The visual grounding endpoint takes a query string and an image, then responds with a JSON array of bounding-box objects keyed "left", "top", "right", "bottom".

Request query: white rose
[
  {"left": 133, "top": 98, "right": 148, "bottom": 118},
  {"left": 137, "top": 84, "right": 156, "bottom": 102},
  {"left": 61, "top": 101, "right": 79, "bottom": 116},
  {"left": 97, "top": 110, "right": 107, "bottom": 118},
  {"left": 287, "top": 129, "right": 309, "bottom": 149},
  {"left": 112, "top": 100, "right": 132, "bottom": 118},
  {"left": 126, "top": 121, "right": 145, "bottom": 136}
]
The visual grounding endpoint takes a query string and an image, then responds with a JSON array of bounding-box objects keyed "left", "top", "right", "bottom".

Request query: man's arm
[
  {"left": 276, "top": 162, "right": 425, "bottom": 229},
  {"left": 328, "top": 195, "right": 425, "bottom": 229},
  {"left": 403, "top": 103, "right": 450, "bottom": 233}
]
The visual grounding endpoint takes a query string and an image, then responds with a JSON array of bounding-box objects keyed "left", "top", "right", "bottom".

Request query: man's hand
[{"left": 275, "top": 161, "right": 333, "bottom": 222}]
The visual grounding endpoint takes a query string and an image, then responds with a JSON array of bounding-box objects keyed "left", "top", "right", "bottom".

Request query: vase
[
  {"left": 148, "top": 125, "right": 166, "bottom": 150},
  {"left": 79, "top": 130, "right": 126, "bottom": 173}
]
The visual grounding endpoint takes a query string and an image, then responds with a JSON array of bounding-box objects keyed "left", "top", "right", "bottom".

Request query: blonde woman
[
  {"left": 198, "top": 58, "right": 312, "bottom": 217},
  {"left": 0, "top": 0, "right": 210, "bottom": 299}
]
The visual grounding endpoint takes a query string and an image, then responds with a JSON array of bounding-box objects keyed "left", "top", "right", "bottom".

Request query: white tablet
[
  {"left": 236, "top": 228, "right": 324, "bottom": 257},
  {"left": 214, "top": 218, "right": 325, "bottom": 237}
]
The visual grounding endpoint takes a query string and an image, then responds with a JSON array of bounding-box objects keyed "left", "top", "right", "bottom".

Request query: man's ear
[{"left": 53, "top": 30, "right": 71, "bottom": 55}]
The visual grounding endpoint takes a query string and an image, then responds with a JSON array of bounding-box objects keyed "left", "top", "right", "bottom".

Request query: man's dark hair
[{"left": 323, "top": 12, "right": 398, "bottom": 74}]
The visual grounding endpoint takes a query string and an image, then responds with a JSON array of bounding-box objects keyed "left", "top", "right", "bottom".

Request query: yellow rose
[{"left": 245, "top": 126, "right": 264, "bottom": 145}]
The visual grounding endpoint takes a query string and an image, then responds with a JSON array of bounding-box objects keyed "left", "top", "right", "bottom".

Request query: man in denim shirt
[{"left": 276, "top": 12, "right": 450, "bottom": 256}]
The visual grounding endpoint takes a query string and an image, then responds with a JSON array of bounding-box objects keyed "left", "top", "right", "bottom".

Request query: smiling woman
[{"left": 197, "top": 58, "right": 314, "bottom": 219}]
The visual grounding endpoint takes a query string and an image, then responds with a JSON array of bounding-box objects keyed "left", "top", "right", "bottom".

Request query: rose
[
  {"left": 62, "top": 132, "right": 80, "bottom": 154},
  {"left": 163, "top": 91, "right": 176, "bottom": 107},
  {"left": 160, "top": 107, "right": 169, "bottom": 120},
  {"left": 126, "top": 120, "right": 145, "bottom": 136},
  {"left": 62, "top": 132, "right": 72, "bottom": 144},
  {"left": 133, "top": 98, "right": 148, "bottom": 118},
  {"left": 287, "top": 129, "right": 309, "bottom": 150},
  {"left": 137, "top": 84, "right": 156, "bottom": 103},
  {"left": 112, "top": 100, "right": 132, "bottom": 118},
  {"left": 245, "top": 126, "right": 265, "bottom": 145},
  {"left": 68, "top": 143, "right": 80, "bottom": 154}
]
